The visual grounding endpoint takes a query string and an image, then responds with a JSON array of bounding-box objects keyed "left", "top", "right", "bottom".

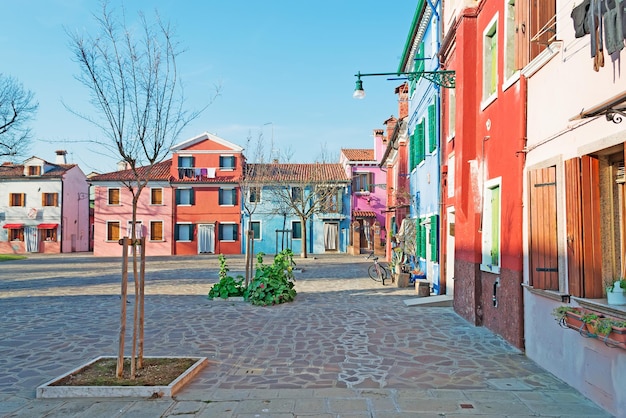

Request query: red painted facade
[{"left": 441, "top": 5, "right": 526, "bottom": 348}]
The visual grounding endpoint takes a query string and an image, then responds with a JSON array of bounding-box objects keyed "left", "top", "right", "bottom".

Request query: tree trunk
[
  {"left": 138, "top": 236, "right": 146, "bottom": 368},
  {"left": 116, "top": 238, "right": 129, "bottom": 378}
]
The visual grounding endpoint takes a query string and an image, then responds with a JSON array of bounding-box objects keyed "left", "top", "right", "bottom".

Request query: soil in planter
[{"left": 50, "top": 357, "right": 196, "bottom": 387}]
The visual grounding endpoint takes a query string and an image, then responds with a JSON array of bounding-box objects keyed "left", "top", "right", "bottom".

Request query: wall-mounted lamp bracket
[{"left": 353, "top": 70, "right": 456, "bottom": 99}]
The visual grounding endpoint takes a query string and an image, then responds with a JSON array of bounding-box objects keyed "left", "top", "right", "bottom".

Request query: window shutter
[
  {"left": 417, "top": 120, "right": 425, "bottom": 165},
  {"left": 368, "top": 173, "right": 375, "bottom": 192},
  {"left": 528, "top": 167, "right": 558, "bottom": 290},
  {"left": 409, "top": 133, "right": 416, "bottom": 171},
  {"left": 218, "top": 225, "right": 223, "bottom": 241},
  {"left": 428, "top": 103, "right": 437, "bottom": 153},
  {"left": 175, "top": 189, "right": 180, "bottom": 204},
  {"left": 41, "top": 193, "right": 46, "bottom": 206},
  {"left": 190, "top": 189, "right": 195, "bottom": 205},
  {"left": 233, "top": 223, "right": 239, "bottom": 239},
  {"left": 430, "top": 214, "right": 439, "bottom": 262},
  {"left": 490, "top": 186, "right": 500, "bottom": 265},
  {"left": 232, "top": 189, "right": 237, "bottom": 205}
]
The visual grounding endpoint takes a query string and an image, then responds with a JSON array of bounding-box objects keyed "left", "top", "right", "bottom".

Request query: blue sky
[{"left": 1, "top": 1, "right": 416, "bottom": 174}]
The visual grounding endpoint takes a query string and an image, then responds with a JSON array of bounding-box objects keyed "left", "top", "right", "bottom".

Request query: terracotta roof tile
[
  {"left": 0, "top": 162, "right": 74, "bottom": 179},
  {"left": 247, "top": 163, "right": 349, "bottom": 183},
  {"left": 353, "top": 210, "right": 377, "bottom": 218},
  {"left": 341, "top": 149, "right": 374, "bottom": 161},
  {"left": 90, "top": 160, "right": 172, "bottom": 182}
]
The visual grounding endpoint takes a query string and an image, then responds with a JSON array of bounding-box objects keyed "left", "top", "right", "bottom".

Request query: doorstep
[{"left": 403, "top": 294, "right": 454, "bottom": 307}]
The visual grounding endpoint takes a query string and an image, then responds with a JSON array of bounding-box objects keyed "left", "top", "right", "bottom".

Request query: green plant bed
[
  {"left": 207, "top": 254, "right": 246, "bottom": 299},
  {"left": 247, "top": 250, "right": 297, "bottom": 306}
]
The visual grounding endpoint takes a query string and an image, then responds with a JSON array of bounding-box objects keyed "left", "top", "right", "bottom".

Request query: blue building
[
  {"left": 402, "top": 0, "right": 443, "bottom": 293},
  {"left": 241, "top": 162, "right": 350, "bottom": 257}
]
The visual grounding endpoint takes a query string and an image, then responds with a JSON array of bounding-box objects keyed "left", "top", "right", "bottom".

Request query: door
[
  {"left": 446, "top": 207, "right": 455, "bottom": 295},
  {"left": 198, "top": 224, "right": 215, "bottom": 254},
  {"left": 25, "top": 226, "right": 39, "bottom": 252},
  {"left": 324, "top": 222, "right": 338, "bottom": 251}
]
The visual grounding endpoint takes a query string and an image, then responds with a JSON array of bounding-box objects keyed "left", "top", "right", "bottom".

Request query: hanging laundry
[
  {"left": 588, "top": 0, "right": 605, "bottom": 71},
  {"left": 604, "top": 0, "right": 624, "bottom": 55},
  {"left": 572, "top": 0, "right": 592, "bottom": 37}
]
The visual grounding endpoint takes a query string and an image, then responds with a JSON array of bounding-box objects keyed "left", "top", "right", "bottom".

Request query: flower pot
[
  {"left": 564, "top": 310, "right": 585, "bottom": 330},
  {"left": 608, "top": 324, "right": 626, "bottom": 344},
  {"left": 607, "top": 283, "right": 626, "bottom": 305}
]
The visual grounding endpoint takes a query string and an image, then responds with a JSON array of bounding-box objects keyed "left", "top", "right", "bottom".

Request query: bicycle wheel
[{"left": 368, "top": 264, "right": 382, "bottom": 281}]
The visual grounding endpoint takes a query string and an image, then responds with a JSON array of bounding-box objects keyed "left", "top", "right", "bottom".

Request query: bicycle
[{"left": 366, "top": 251, "right": 390, "bottom": 285}]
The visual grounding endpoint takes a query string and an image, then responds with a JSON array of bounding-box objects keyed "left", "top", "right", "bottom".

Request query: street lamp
[{"left": 353, "top": 70, "right": 456, "bottom": 99}]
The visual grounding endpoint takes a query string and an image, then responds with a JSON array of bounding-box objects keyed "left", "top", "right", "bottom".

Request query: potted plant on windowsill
[{"left": 606, "top": 278, "right": 626, "bottom": 306}]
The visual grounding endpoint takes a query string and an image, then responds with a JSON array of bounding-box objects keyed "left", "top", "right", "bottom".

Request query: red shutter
[
  {"left": 528, "top": 167, "right": 558, "bottom": 290},
  {"left": 565, "top": 157, "right": 603, "bottom": 298}
]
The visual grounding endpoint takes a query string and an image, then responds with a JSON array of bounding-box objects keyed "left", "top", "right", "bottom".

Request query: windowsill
[
  {"left": 176, "top": 240, "right": 192, "bottom": 243},
  {"left": 220, "top": 168, "right": 235, "bottom": 171},
  {"left": 521, "top": 284, "right": 570, "bottom": 302},
  {"left": 149, "top": 240, "right": 165, "bottom": 243},
  {"left": 107, "top": 204, "right": 121, "bottom": 206},
  {"left": 480, "top": 263, "right": 500, "bottom": 274},
  {"left": 480, "top": 92, "right": 497, "bottom": 111},
  {"left": 572, "top": 297, "right": 626, "bottom": 320},
  {"left": 177, "top": 204, "right": 193, "bottom": 206},
  {"left": 150, "top": 204, "right": 164, "bottom": 206},
  {"left": 219, "top": 204, "right": 236, "bottom": 207},
  {"left": 220, "top": 240, "right": 236, "bottom": 242}
]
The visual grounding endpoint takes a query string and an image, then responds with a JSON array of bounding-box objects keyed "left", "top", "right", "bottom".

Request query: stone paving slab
[{"left": 0, "top": 253, "right": 615, "bottom": 417}]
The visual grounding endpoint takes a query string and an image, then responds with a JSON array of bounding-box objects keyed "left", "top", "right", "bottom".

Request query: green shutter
[
  {"left": 190, "top": 189, "right": 195, "bottom": 205},
  {"left": 417, "top": 121, "right": 425, "bottom": 165},
  {"left": 429, "top": 214, "right": 439, "bottom": 262},
  {"left": 418, "top": 218, "right": 427, "bottom": 259},
  {"left": 491, "top": 186, "right": 500, "bottom": 266},
  {"left": 232, "top": 189, "right": 237, "bottom": 205},
  {"left": 175, "top": 189, "right": 180, "bottom": 204},
  {"left": 428, "top": 103, "right": 437, "bottom": 153},
  {"left": 409, "top": 133, "right": 416, "bottom": 171}
]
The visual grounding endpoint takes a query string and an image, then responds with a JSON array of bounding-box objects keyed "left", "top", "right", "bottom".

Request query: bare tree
[
  {"left": 68, "top": 2, "right": 215, "bottom": 378},
  {"left": 0, "top": 74, "right": 38, "bottom": 157}
]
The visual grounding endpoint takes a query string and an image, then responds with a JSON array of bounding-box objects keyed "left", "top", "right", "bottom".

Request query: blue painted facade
[
  {"left": 242, "top": 184, "right": 350, "bottom": 256},
  {"left": 403, "top": 0, "right": 442, "bottom": 294}
]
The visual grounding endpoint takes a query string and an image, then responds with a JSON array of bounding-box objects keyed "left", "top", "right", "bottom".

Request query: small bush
[
  {"left": 246, "top": 250, "right": 297, "bottom": 306},
  {"left": 208, "top": 254, "right": 245, "bottom": 299}
]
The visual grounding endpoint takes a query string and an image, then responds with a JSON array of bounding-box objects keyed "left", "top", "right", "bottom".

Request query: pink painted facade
[
  {"left": 341, "top": 131, "right": 388, "bottom": 254},
  {"left": 92, "top": 171, "right": 172, "bottom": 257}
]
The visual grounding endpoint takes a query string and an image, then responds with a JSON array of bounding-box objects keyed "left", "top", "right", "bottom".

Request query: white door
[
  {"left": 446, "top": 207, "right": 455, "bottom": 295},
  {"left": 198, "top": 224, "right": 215, "bottom": 254},
  {"left": 25, "top": 227, "right": 39, "bottom": 252},
  {"left": 324, "top": 222, "right": 338, "bottom": 251}
]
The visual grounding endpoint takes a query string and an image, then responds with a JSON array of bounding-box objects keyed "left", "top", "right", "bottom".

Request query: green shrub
[
  {"left": 208, "top": 254, "right": 245, "bottom": 299},
  {"left": 246, "top": 250, "right": 297, "bottom": 306}
]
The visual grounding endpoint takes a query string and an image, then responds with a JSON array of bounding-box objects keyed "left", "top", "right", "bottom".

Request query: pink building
[
  {"left": 90, "top": 160, "right": 173, "bottom": 257},
  {"left": 341, "top": 130, "right": 388, "bottom": 254}
]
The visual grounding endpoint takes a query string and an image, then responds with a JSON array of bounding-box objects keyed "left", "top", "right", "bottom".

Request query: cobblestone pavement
[{"left": 0, "top": 253, "right": 614, "bottom": 417}]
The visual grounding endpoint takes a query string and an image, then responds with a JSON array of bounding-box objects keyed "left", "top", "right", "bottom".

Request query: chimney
[
  {"left": 384, "top": 116, "right": 397, "bottom": 142},
  {"left": 395, "top": 83, "right": 409, "bottom": 119},
  {"left": 55, "top": 150, "right": 67, "bottom": 164},
  {"left": 117, "top": 160, "right": 130, "bottom": 171}
]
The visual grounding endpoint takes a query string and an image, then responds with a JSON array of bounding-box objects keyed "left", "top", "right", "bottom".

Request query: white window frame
[
  {"left": 292, "top": 220, "right": 302, "bottom": 240},
  {"left": 150, "top": 187, "right": 164, "bottom": 205},
  {"left": 106, "top": 220, "right": 121, "bottom": 242},
  {"left": 482, "top": 14, "right": 499, "bottom": 107},
  {"left": 447, "top": 153, "right": 455, "bottom": 198},
  {"left": 480, "top": 177, "right": 501, "bottom": 274},
  {"left": 107, "top": 188, "right": 121, "bottom": 205},
  {"left": 219, "top": 188, "right": 237, "bottom": 206},
  {"left": 176, "top": 187, "right": 193, "bottom": 206},
  {"left": 249, "top": 186, "right": 261, "bottom": 203},
  {"left": 503, "top": 0, "right": 518, "bottom": 84},
  {"left": 219, "top": 154, "right": 236, "bottom": 170}
]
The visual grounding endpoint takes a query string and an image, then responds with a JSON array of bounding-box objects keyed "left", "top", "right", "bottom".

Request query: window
[
  {"left": 250, "top": 221, "right": 261, "bottom": 239},
  {"left": 481, "top": 179, "right": 501, "bottom": 273},
  {"left": 427, "top": 102, "right": 437, "bottom": 153},
  {"left": 175, "top": 223, "right": 193, "bottom": 241},
  {"left": 27, "top": 166, "right": 41, "bottom": 176},
  {"left": 504, "top": 0, "right": 517, "bottom": 80},
  {"left": 515, "top": 0, "right": 557, "bottom": 67},
  {"left": 219, "top": 223, "right": 238, "bottom": 241},
  {"left": 319, "top": 188, "right": 341, "bottom": 213},
  {"left": 417, "top": 217, "right": 427, "bottom": 259},
  {"left": 528, "top": 166, "right": 558, "bottom": 290},
  {"left": 249, "top": 187, "right": 261, "bottom": 203},
  {"left": 483, "top": 16, "right": 498, "bottom": 101},
  {"left": 108, "top": 188, "right": 120, "bottom": 205},
  {"left": 292, "top": 221, "right": 302, "bottom": 239},
  {"left": 219, "top": 188, "right": 237, "bottom": 206},
  {"left": 106, "top": 221, "right": 120, "bottom": 241},
  {"left": 353, "top": 173, "right": 373, "bottom": 193},
  {"left": 219, "top": 155, "right": 236, "bottom": 170},
  {"left": 9, "top": 228, "right": 24, "bottom": 241},
  {"left": 429, "top": 215, "right": 439, "bottom": 262},
  {"left": 447, "top": 88, "right": 456, "bottom": 140},
  {"left": 291, "top": 186, "right": 303, "bottom": 201},
  {"left": 41, "top": 228, "right": 57, "bottom": 242},
  {"left": 9, "top": 193, "right": 25, "bottom": 207},
  {"left": 178, "top": 156, "right": 194, "bottom": 168},
  {"left": 42, "top": 193, "right": 59, "bottom": 207},
  {"left": 410, "top": 42, "right": 424, "bottom": 97},
  {"left": 150, "top": 221, "right": 164, "bottom": 241},
  {"left": 447, "top": 154, "right": 455, "bottom": 197},
  {"left": 150, "top": 188, "right": 163, "bottom": 205},
  {"left": 176, "top": 188, "right": 194, "bottom": 205}
]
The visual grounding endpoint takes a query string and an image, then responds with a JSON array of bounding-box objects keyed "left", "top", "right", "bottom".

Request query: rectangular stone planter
[
  {"left": 396, "top": 273, "right": 411, "bottom": 288},
  {"left": 36, "top": 356, "right": 208, "bottom": 399}
]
